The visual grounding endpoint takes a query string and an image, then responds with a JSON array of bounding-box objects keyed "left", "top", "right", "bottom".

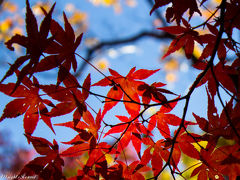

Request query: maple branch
[
  {"left": 75, "top": 30, "right": 201, "bottom": 80},
  {"left": 192, "top": 7, "right": 220, "bottom": 29},
  {"left": 169, "top": 165, "right": 176, "bottom": 180},
  {"left": 150, "top": 0, "right": 228, "bottom": 179},
  {"left": 0, "top": 0, "right": 3, "bottom": 7},
  {"left": 218, "top": 83, "right": 239, "bottom": 102},
  {"left": 74, "top": 31, "right": 174, "bottom": 77}
]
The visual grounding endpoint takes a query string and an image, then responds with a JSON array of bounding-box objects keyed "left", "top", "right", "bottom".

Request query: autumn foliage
[{"left": 0, "top": 0, "right": 240, "bottom": 179}]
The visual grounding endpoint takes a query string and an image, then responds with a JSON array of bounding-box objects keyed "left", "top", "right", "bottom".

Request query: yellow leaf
[
  {"left": 213, "top": 0, "right": 221, "bottom": 4},
  {"left": 90, "top": 0, "right": 117, "bottom": 6},
  {"left": 157, "top": 170, "right": 171, "bottom": 180},
  {"left": 3, "top": 1, "right": 17, "bottom": 13},
  {"left": 103, "top": 0, "right": 117, "bottom": 6},
  {"left": 0, "top": 19, "right": 12, "bottom": 33},
  {"left": 192, "top": 44, "right": 202, "bottom": 59},
  {"left": 165, "top": 72, "right": 177, "bottom": 82},
  {"left": 69, "top": 11, "right": 87, "bottom": 25},
  {"left": 217, "top": 137, "right": 235, "bottom": 147},
  {"left": 146, "top": 107, "right": 157, "bottom": 115},
  {"left": 95, "top": 58, "right": 109, "bottom": 71},
  {"left": 164, "top": 59, "right": 179, "bottom": 71},
  {"left": 105, "top": 154, "right": 114, "bottom": 165},
  {"left": 192, "top": 141, "right": 207, "bottom": 152}
]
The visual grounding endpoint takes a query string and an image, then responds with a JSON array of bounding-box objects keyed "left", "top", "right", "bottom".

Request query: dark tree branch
[
  {"left": 75, "top": 30, "right": 199, "bottom": 78},
  {"left": 75, "top": 31, "right": 174, "bottom": 77},
  {"left": 0, "top": 0, "right": 4, "bottom": 7},
  {"left": 74, "top": 0, "right": 201, "bottom": 78}
]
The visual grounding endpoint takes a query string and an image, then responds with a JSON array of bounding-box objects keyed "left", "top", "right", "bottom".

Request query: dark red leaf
[
  {"left": 2, "top": 1, "right": 55, "bottom": 91},
  {"left": 158, "top": 26, "right": 186, "bottom": 34},
  {"left": 0, "top": 77, "right": 55, "bottom": 135}
]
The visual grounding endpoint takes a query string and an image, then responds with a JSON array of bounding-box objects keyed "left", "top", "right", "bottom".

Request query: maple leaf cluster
[{"left": 0, "top": 0, "right": 240, "bottom": 179}]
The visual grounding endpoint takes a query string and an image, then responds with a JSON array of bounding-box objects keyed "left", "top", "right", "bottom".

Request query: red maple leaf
[
  {"left": 192, "top": 89, "right": 238, "bottom": 142},
  {"left": 151, "top": 140, "right": 170, "bottom": 176},
  {"left": 148, "top": 100, "right": 181, "bottom": 138},
  {"left": 59, "top": 137, "right": 111, "bottom": 158},
  {"left": 150, "top": 0, "right": 171, "bottom": 15},
  {"left": 223, "top": 0, "right": 240, "bottom": 35},
  {"left": 151, "top": 121, "right": 200, "bottom": 174},
  {"left": 119, "top": 160, "right": 151, "bottom": 180},
  {"left": 56, "top": 115, "right": 116, "bottom": 179},
  {"left": 191, "top": 142, "right": 224, "bottom": 180},
  {"left": 104, "top": 116, "right": 150, "bottom": 156},
  {"left": 150, "top": 0, "right": 201, "bottom": 25},
  {"left": 217, "top": 144, "right": 240, "bottom": 180},
  {"left": 193, "top": 61, "right": 217, "bottom": 97},
  {"left": 199, "top": 24, "right": 227, "bottom": 61},
  {"left": 140, "top": 139, "right": 179, "bottom": 176},
  {"left": 56, "top": 122, "right": 116, "bottom": 179},
  {"left": 158, "top": 19, "right": 201, "bottom": 59},
  {"left": 17, "top": 135, "right": 64, "bottom": 180},
  {"left": 55, "top": 109, "right": 103, "bottom": 143},
  {"left": 137, "top": 82, "right": 177, "bottom": 106},
  {"left": 36, "top": 12, "right": 83, "bottom": 85},
  {"left": 194, "top": 60, "right": 236, "bottom": 97},
  {"left": 70, "top": 159, "right": 150, "bottom": 180},
  {"left": 0, "top": 74, "right": 55, "bottom": 135},
  {"left": 41, "top": 74, "right": 91, "bottom": 126},
  {"left": 172, "top": 129, "right": 200, "bottom": 160},
  {"left": 2, "top": 0, "right": 55, "bottom": 92},
  {"left": 93, "top": 67, "right": 159, "bottom": 116},
  {"left": 59, "top": 133, "right": 92, "bottom": 157}
]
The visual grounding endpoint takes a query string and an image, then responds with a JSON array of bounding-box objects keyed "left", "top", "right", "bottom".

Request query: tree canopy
[{"left": 0, "top": 0, "right": 240, "bottom": 179}]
